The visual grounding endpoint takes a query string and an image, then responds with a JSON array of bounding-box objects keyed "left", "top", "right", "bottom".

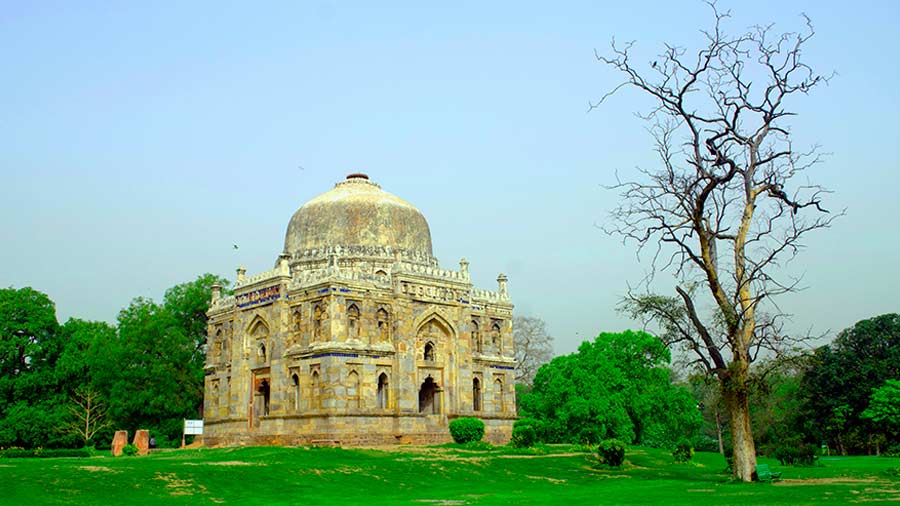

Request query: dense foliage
[
  {"left": 0, "top": 287, "right": 71, "bottom": 448},
  {"left": 799, "top": 314, "right": 900, "bottom": 454},
  {"left": 448, "top": 417, "right": 484, "bottom": 444},
  {"left": 0, "top": 274, "right": 226, "bottom": 449},
  {"left": 520, "top": 330, "right": 701, "bottom": 447}
]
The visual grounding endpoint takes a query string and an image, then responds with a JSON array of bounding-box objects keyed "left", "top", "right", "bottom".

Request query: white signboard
[{"left": 184, "top": 419, "right": 204, "bottom": 435}]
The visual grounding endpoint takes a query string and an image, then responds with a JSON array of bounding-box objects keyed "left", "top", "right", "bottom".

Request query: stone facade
[{"left": 203, "top": 174, "right": 516, "bottom": 446}]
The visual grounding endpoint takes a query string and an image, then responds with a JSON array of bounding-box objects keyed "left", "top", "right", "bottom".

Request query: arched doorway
[
  {"left": 291, "top": 374, "right": 300, "bottom": 412},
  {"left": 253, "top": 378, "right": 270, "bottom": 427},
  {"left": 418, "top": 377, "right": 440, "bottom": 414},
  {"left": 377, "top": 373, "right": 389, "bottom": 409}
]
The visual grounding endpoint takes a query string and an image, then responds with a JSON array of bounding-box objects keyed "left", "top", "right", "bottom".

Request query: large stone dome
[{"left": 284, "top": 174, "right": 433, "bottom": 258}]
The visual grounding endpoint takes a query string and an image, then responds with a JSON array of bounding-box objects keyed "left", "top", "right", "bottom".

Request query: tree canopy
[{"left": 520, "top": 330, "right": 700, "bottom": 447}]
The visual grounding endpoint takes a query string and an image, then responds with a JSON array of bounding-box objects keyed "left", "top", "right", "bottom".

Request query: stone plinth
[
  {"left": 111, "top": 430, "right": 128, "bottom": 456},
  {"left": 132, "top": 429, "right": 150, "bottom": 455}
]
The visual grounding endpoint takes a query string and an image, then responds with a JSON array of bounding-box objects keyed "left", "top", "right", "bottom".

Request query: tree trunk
[
  {"left": 715, "top": 409, "right": 725, "bottom": 455},
  {"left": 722, "top": 371, "right": 756, "bottom": 482}
]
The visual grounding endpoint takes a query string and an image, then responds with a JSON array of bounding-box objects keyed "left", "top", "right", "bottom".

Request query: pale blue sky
[{"left": 2, "top": 1, "right": 897, "bottom": 354}]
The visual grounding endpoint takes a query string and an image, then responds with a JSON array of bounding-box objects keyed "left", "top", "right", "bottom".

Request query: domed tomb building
[{"left": 203, "top": 174, "right": 516, "bottom": 445}]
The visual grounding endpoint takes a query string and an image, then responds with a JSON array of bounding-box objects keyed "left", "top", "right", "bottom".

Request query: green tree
[
  {"left": 92, "top": 274, "right": 227, "bottom": 444},
  {"left": 598, "top": 5, "right": 836, "bottom": 480},
  {"left": 0, "top": 287, "right": 68, "bottom": 448},
  {"left": 862, "top": 380, "right": 900, "bottom": 439},
  {"left": 55, "top": 318, "right": 117, "bottom": 446},
  {"left": 56, "top": 318, "right": 116, "bottom": 389},
  {"left": 801, "top": 314, "right": 900, "bottom": 454},
  {"left": 521, "top": 330, "right": 700, "bottom": 446}
]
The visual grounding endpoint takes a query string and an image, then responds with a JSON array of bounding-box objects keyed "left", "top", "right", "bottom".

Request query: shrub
[
  {"left": 0, "top": 448, "right": 36, "bottom": 458},
  {"left": 597, "top": 438, "right": 627, "bottom": 467},
  {"left": 511, "top": 424, "right": 537, "bottom": 448},
  {"left": 449, "top": 417, "right": 485, "bottom": 444},
  {"left": 691, "top": 435, "right": 720, "bottom": 453},
  {"left": 121, "top": 444, "right": 139, "bottom": 457},
  {"left": 774, "top": 444, "right": 818, "bottom": 466},
  {"left": 1, "top": 448, "right": 93, "bottom": 459},
  {"left": 672, "top": 439, "right": 694, "bottom": 463},
  {"left": 40, "top": 448, "right": 93, "bottom": 458}
]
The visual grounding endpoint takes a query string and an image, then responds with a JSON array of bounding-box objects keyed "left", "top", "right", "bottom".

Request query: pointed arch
[
  {"left": 291, "top": 373, "right": 300, "bottom": 412},
  {"left": 347, "top": 369, "right": 360, "bottom": 409},
  {"left": 313, "top": 303, "right": 325, "bottom": 342},
  {"left": 247, "top": 314, "right": 270, "bottom": 337},
  {"left": 418, "top": 376, "right": 440, "bottom": 414},
  {"left": 347, "top": 303, "right": 361, "bottom": 339},
  {"left": 376, "top": 372, "right": 389, "bottom": 409},
  {"left": 413, "top": 310, "right": 456, "bottom": 341},
  {"left": 493, "top": 378, "right": 504, "bottom": 413},
  {"left": 311, "top": 370, "right": 321, "bottom": 409},
  {"left": 211, "top": 381, "right": 220, "bottom": 414},
  {"left": 257, "top": 341, "right": 267, "bottom": 363},
  {"left": 376, "top": 307, "right": 390, "bottom": 342},
  {"left": 423, "top": 341, "right": 435, "bottom": 361}
]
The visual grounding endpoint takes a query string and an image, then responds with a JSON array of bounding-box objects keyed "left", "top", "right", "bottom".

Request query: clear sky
[{"left": 2, "top": 1, "right": 897, "bottom": 355}]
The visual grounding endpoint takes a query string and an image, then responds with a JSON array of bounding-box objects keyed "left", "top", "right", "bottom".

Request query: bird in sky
[{"left": 233, "top": 245, "right": 239, "bottom": 250}]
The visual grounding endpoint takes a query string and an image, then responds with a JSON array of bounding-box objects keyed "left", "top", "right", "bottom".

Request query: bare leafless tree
[
  {"left": 61, "top": 386, "right": 110, "bottom": 446},
  {"left": 594, "top": 2, "right": 839, "bottom": 481},
  {"left": 513, "top": 315, "right": 555, "bottom": 385}
]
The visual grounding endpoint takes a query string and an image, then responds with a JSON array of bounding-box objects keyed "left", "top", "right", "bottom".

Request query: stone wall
[{"left": 203, "top": 240, "right": 516, "bottom": 447}]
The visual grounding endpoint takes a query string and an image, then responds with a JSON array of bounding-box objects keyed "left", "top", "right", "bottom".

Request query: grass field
[{"left": 2, "top": 444, "right": 899, "bottom": 505}]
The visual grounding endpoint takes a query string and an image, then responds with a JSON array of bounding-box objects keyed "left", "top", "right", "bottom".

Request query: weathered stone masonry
[{"left": 203, "top": 174, "right": 516, "bottom": 446}]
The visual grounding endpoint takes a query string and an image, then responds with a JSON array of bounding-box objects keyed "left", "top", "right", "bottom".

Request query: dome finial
[{"left": 347, "top": 173, "right": 369, "bottom": 180}]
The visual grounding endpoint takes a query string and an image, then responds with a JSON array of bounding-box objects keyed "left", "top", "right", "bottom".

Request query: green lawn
[{"left": 1, "top": 445, "right": 898, "bottom": 505}]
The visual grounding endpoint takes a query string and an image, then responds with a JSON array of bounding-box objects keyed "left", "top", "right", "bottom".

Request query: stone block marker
[
  {"left": 133, "top": 430, "right": 150, "bottom": 455},
  {"left": 111, "top": 430, "right": 128, "bottom": 456}
]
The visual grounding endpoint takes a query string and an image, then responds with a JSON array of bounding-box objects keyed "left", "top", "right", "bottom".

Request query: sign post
[{"left": 183, "top": 419, "right": 204, "bottom": 448}]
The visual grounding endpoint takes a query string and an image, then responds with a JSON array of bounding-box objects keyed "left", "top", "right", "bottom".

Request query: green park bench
[{"left": 755, "top": 464, "right": 782, "bottom": 482}]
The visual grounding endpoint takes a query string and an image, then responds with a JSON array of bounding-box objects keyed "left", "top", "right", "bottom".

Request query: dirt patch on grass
[
  {"left": 525, "top": 475, "right": 567, "bottom": 484},
  {"left": 413, "top": 500, "right": 469, "bottom": 505},
  {"left": 497, "top": 453, "right": 584, "bottom": 459},
  {"left": 297, "top": 465, "right": 386, "bottom": 481},
  {"left": 179, "top": 461, "right": 260, "bottom": 466},
  {"left": 154, "top": 472, "right": 208, "bottom": 497},
  {"left": 409, "top": 455, "right": 488, "bottom": 463},
  {"left": 78, "top": 466, "right": 119, "bottom": 473}
]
